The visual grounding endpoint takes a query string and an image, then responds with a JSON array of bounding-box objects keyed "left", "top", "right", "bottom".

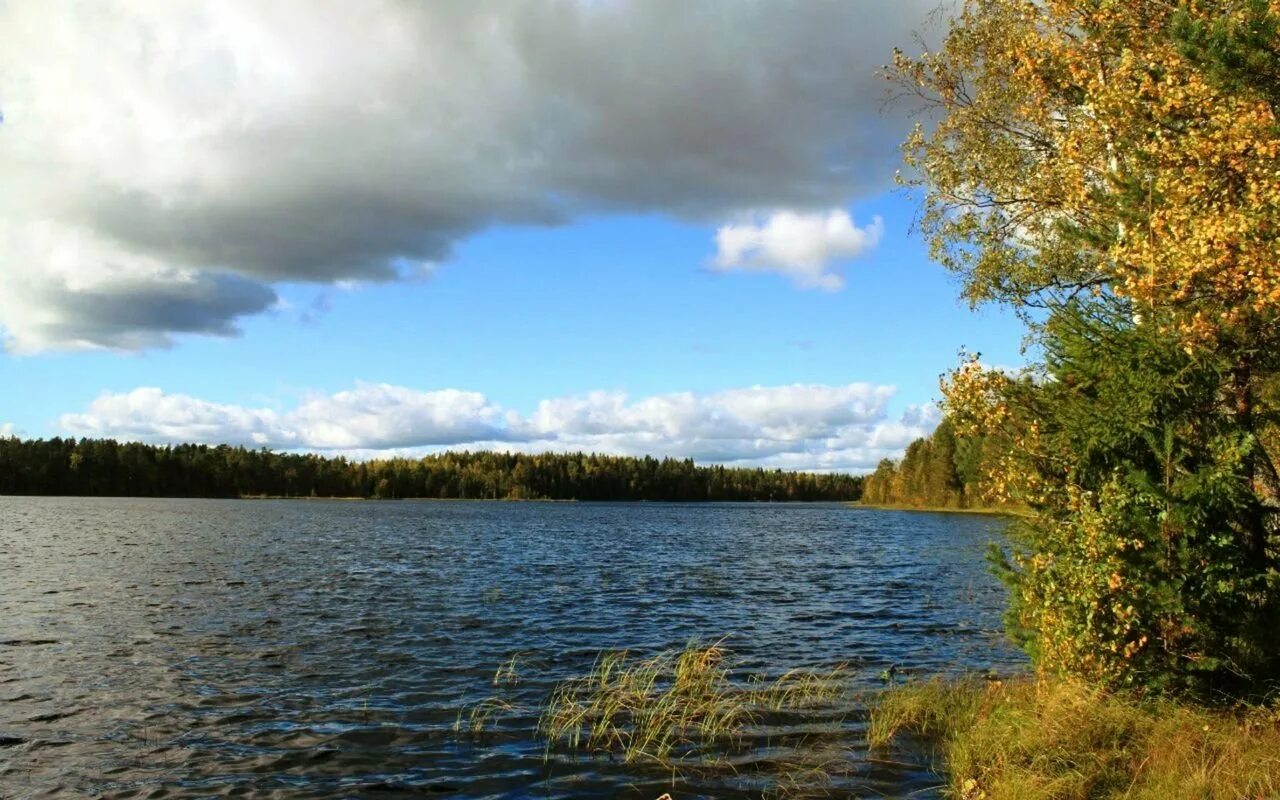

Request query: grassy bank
[
  {"left": 869, "top": 677, "right": 1280, "bottom": 800},
  {"left": 460, "top": 643, "right": 1280, "bottom": 798}
]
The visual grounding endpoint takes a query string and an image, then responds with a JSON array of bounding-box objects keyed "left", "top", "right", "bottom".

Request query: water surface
[{"left": 0, "top": 498, "right": 1025, "bottom": 798}]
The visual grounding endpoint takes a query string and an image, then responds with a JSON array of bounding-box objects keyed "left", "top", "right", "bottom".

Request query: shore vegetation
[
  {"left": 0, "top": 437, "right": 862, "bottom": 502},
  {"left": 893, "top": 0, "right": 1280, "bottom": 698},
  {"left": 857, "top": 0, "right": 1280, "bottom": 794},
  {"left": 870, "top": 677, "right": 1280, "bottom": 800}
]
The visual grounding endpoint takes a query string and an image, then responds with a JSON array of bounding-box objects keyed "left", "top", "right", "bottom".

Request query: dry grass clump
[
  {"left": 869, "top": 676, "right": 1280, "bottom": 800},
  {"left": 537, "top": 641, "right": 850, "bottom": 766}
]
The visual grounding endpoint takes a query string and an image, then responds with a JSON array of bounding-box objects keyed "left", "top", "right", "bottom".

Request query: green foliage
[
  {"left": 896, "top": 0, "right": 1280, "bottom": 700},
  {"left": 0, "top": 436, "right": 863, "bottom": 502},
  {"left": 861, "top": 418, "right": 999, "bottom": 509},
  {"left": 1171, "top": 0, "right": 1280, "bottom": 106},
  {"left": 993, "top": 302, "right": 1280, "bottom": 698}
]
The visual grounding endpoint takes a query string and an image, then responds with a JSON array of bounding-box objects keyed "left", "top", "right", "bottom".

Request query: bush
[{"left": 948, "top": 302, "right": 1280, "bottom": 697}]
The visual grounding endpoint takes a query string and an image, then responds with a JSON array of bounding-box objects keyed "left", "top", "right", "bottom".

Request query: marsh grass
[
  {"left": 493, "top": 653, "right": 523, "bottom": 686},
  {"left": 537, "top": 641, "right": 852, "bottom": 769},
  {"left": 869, "top": 676, "right": 1280, "bottom": 800},
  {"left": 453, "top": 696, "right": 521, "bottom": 735}
]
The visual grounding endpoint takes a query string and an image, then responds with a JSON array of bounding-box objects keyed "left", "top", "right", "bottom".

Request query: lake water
[{"left": 0, "top": 498, "right": 1025, "bottom": 799}]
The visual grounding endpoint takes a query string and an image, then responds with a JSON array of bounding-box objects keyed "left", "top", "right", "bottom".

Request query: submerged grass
[
  {"left": 493, "top": 652, "right": 523, "bottom": 686},
  {"left": 452, "top": 696, "right": 521, "bottom": 735},
  {"left": 537, "top": 640, "right": 851, "bottom": 767},
  {"left": 869, "top": 676, "right": 1280, "bottom": 800}
]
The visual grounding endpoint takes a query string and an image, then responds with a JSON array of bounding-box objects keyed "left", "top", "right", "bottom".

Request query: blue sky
[{"left": 0, "top": 1, "right": 1026, "bottom": 472}]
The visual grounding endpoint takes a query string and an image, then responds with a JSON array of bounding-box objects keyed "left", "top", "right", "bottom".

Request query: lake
[{"left": 0, "top": 498, "right": 1025, "bottom": 799}]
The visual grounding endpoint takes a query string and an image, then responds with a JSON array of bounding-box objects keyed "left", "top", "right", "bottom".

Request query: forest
[
  {"left": 0, "top": 436, "right": 863, "bottom": 502},
  {"left": 859, "top": 418, "right": 1004, "bottom": 509},
  {"left": 864, "top": 4, "right": 1280, "bottom": 793}
]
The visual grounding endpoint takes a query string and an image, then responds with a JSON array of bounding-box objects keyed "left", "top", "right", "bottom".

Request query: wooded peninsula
[
  {"left": 860, "top": 418, "right": 1003, "bottom": 510},
  {"left": 0, "top": 437, "right": 863, "bottom": 502}
]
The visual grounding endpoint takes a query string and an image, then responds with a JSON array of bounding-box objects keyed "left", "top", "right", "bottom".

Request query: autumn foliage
[{"left": 897, "top": 0, "right": 1280, "bottom": 698}]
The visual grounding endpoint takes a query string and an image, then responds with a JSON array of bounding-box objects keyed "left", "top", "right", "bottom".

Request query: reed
[
  {"left": 752, "top": 667, "right": 849, "bottom": 712},
  {"left": 453, "top": 696, "right": 520, "bottom": 735},
  {"left": 493, "top": 653, "right": 522, "bottom": 686},
  {"left": 537, "top": 640, "right": 850, "bottom": 767}
]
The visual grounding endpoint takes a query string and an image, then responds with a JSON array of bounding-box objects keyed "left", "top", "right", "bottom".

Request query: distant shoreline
[
  {"left": 0, "top": 439, "right": 862, "bottom": 503},
  {"left": 851, "top": 502, "right": 1028, "bottom": 518},
  {"left": 236, "top": 495, "right": 580, "bottom": 502},
  {"left": 0, "top": 494, "right": 852, "bottom": 504},
  {"left": 235, "top": 496, "right": 852, "bottom": 503}
]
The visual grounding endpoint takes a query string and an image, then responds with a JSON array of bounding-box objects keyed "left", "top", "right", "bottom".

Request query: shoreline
[
  {"left": 237, "top": 495, "right": 580, "bottom": 502},
  {"left": 0, "top": 494, "right": 855, "bottom": 503},
  {"left": 851, "top": 502, "right": 1029, "bottom": 518},
  {"left": 242, "top": 496, "right": 859, "bottom": 504}
]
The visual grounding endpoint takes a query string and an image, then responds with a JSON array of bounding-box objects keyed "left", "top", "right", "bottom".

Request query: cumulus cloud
[
  {"left": 59, "top": 388, "right": 282, "bottom": 445},
  {"left": 58, "top": 381, "right": 938, "bottom": 472},
  {"left": 59, "top": 384, "right": 504, "bottom": 450},
  {"left": 713, "top": 210, "right": 884, "bottom": 290},
  {"left": 0, "top": 0, "right": 932, "bottom": 351},
  {"left": 285, "top": 385, "right": 505, "bottom": 449}
]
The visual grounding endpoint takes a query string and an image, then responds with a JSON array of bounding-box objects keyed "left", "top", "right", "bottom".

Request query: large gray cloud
[
  {"left": 58, "top": 382, "right": 938, "bottom": 473},
  {"left": 25, "top": 271, "right": 277, "bottom": 351},
  {"left": 0, "top": 0, "right": 935, "bottom": 352}
]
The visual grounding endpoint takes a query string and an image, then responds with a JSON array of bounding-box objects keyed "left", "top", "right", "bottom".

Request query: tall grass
[
  {"left": 538, "top": 641, "right": 850, "bottom": 767},
  {"left": 452, "top": 696, "right": 520, "bottom": 735},
  {"left": 869, "top": 676, "right": 1280, "bottom": 800},
  {"left": 493, "top": 652, "right": 523, "bottom": 686}
]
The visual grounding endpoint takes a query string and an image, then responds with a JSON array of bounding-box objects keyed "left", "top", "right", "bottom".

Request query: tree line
[
  {"left": 860, "top": 418, "right": 1006, "bottom": 509},
  {"left": 0, "top": 436, "right": 864, "bottom": 502}
]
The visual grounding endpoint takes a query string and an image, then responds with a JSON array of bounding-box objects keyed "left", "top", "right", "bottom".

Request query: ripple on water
[{"left": 0, "top": 497, "right": 1024, "bottom": 798}]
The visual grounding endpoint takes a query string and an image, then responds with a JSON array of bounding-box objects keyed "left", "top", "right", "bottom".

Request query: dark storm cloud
[
  {"left": 1, "top": 0, "right": 939, "bottom": 350},
  {"left": 29, "top": 273, "right": 278, "bottom": 350}
]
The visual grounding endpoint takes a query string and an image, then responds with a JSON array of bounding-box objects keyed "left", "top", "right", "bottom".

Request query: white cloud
[
  {"left": 0, "top": 423, "right": 17, "bottom": 438},
  {"left": 58, "top": 388, "right": 283, "bottom": 446},
  {"left": 286, "top": 385, "right": 504, "bottom": 449},
  {"left": 0, "top": 1, "right": 932, "bottom": 351},
  {"left": 58, "top": 381, "right": 939, "bottom": 472},
  {"left": 59, "top": 384, "right": 504, "bottom": 450},
  {"left": 712, "top": 210, "right": 884, "bottom": 290}
]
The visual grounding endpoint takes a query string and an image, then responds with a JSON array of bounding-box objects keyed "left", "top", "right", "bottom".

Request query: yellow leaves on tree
[{"left": 895, "top": 0, "right": 1280, "bottom": 347}]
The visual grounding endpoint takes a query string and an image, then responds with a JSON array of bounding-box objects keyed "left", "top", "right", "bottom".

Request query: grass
[
  {"left": 449, "top": 642, "right": 857, "bottom": 796},
  {"left": 537, "top": 641, "right": 850, "bottom": 767},
  {"left": 869, "top": 676, "right": 1280, "bottom": 800},
  {"left": 493, "top": 652, "right": 523, "bottom": 686},
  {"left": 456, "top": 646, "right": 1280, "bottom": 798},
  {"left": 462, "top": 642, "right": 1280, "bottom": 797},
  {"left": 451, "top": 654, "right": 528, "bottom": 735},
  {"left": 452, "top": 696, "right": 521, "bottom": 735}
]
